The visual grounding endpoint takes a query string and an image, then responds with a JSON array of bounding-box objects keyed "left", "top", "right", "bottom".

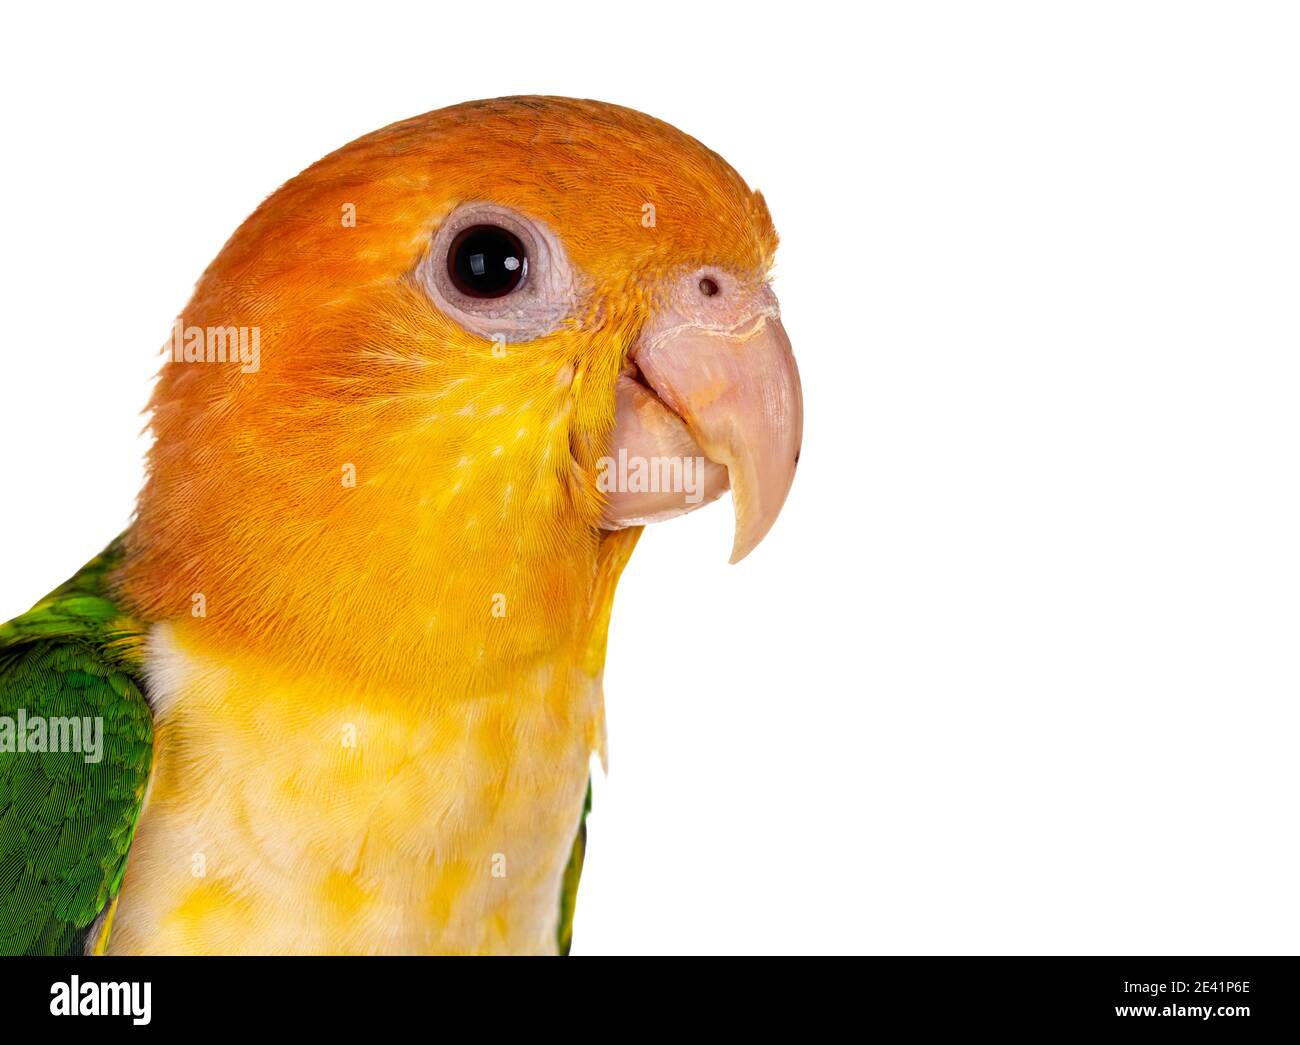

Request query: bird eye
[
  {"left": 447, "top": 224, "right": 527, "bottom": 298},
  {"left": 416, "top": 203, "right": 579, "bottom": 343}
]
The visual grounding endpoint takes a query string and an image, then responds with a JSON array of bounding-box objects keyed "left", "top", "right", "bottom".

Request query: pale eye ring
[{"left": 415, "top": 202, "right": 579, "bottom": 342}]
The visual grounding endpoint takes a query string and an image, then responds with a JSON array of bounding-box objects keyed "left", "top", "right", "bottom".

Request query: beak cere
[{"left": 599, "top": 273, "right": 804, "bottom": 562}]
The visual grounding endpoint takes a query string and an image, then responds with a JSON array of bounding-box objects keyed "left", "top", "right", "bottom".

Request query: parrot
[{"left": 0, "top": 96, "right": 802, "bottom": 955}]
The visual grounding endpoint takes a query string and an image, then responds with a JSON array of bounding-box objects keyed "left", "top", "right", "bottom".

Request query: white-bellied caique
[{"left": 0, "top": 96, "right": 802, "bottom": 955}]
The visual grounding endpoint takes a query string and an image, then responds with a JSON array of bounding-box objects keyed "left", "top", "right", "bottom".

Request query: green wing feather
[
  {"left": 555, "top": 779, "right": 590, "bottom": 955},
  {"left": 0, "top": 539, "right": 153, "bottom": 955}
]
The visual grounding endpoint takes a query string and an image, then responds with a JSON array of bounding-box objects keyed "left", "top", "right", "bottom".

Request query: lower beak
[{"left": 600, "top": 305, "right": 803, "bottom": 563}]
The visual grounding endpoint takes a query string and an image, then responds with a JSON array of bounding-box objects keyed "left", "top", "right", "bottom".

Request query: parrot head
[{"left": 120, "top": 97, "right": 802, "bottom": 683}]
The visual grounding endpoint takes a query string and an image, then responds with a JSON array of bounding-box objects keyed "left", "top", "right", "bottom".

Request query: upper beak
[{"left": 600, "top": 278, "right": 803, "bottom": 563}]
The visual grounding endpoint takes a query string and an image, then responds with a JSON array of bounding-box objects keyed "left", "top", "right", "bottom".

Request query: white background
[{"left": 2, "top": 2, "right": 1297, "bottom": 955}]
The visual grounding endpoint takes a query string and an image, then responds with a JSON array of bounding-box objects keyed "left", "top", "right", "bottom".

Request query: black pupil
[{"left": 448, "top": 225, "right": 526, "bottom": 298}]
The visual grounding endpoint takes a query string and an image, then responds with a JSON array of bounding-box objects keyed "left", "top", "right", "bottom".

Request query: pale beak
[{"left": 599, "top": 276, "right": 803, "bottom": 563}]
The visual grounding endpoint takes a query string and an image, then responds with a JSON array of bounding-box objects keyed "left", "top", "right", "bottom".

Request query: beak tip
[{"left": 726, "top": 518, "right": 767, "bottom": 565}]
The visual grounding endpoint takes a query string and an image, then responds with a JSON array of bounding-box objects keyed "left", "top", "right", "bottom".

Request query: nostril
[{"left": 698, "top": 276, "right": 720, "bottom": 297}]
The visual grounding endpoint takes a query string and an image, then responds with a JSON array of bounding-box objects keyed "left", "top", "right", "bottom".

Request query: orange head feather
[{"left": 118, "top": 97, "right": 779, "bottom": 688}]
